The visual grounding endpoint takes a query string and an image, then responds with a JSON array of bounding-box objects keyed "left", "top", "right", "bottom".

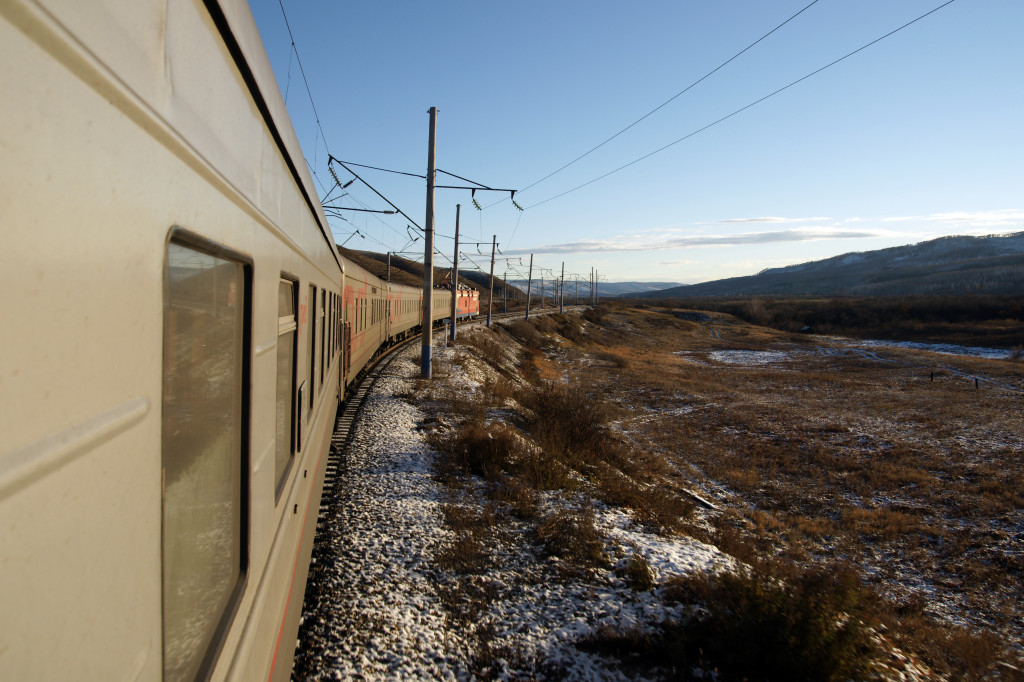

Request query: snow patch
[{"left": 708, "top": 350, "right": 791, "bottom": 365}]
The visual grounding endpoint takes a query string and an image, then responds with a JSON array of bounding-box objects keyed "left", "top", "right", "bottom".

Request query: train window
[
  {"left": 308, "top": 284, "right": 316, "bottom": 412},
  {"left": 275, "top": 278, "right": 297, "bottom": 498},
  {"left": 162, "top": 240, "right": 249, "bottom": 682},
  {"left": 329, "top": 293, "right": 334, "bottom": 357},
  {"left": 319, "top": 289, "right": 326, "bottom": 386}
]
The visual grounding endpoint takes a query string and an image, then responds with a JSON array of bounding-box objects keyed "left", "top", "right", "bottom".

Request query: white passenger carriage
[
  {"left": 0, "top": 0, "right": 486, "bottom": 679},
  {"left": 342, "top": 260, "right": 387, "bottom": 387},
  {"left": 1, "top": 0, "right": 343, "bottom": 679}
]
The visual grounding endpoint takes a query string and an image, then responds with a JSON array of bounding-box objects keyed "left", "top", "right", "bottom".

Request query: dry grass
[
  {"left": 417, "top": 303, "right": 1024, "bottom": 677},
  {"left": 536, "top": 500, "right": 608, "bottom": 575},
  {"left": 580, "top": 562, "right": 878, "bottom": 681},
  {"left": 579, "top": 303, "right": 1024, "bottom": 677}
]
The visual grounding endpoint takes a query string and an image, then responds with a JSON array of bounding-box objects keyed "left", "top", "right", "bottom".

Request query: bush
[
  {"left": 517, "top": 381, "right": 611, "bottom": 461},
  {"left": 584, "top": 564, "right": 876, "bottom": 680},
  {"left": 445, "top": 422, "right": 521, "bottom": 481},
  {"left": 460, "top": 328, "right": 507, "bottom": 368},
  {"left": 505, "top": 319, "right": 541, "bottom": 347},
  {"left": 659, "top": 565, "right": 877, "bottom": 680},
  {"left": 619, "top": 553, "right": 655, "bottom": 591},
  {"left": 536, "top": 501, "right": 607, "bottom": 572}
]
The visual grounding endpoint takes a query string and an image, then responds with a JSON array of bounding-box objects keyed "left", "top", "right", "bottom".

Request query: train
[{"left": 0, "top": 0, "right": 477, "bottom": 680}]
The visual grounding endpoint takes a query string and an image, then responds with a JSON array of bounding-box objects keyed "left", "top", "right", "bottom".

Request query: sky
[{"left": 249, "top": 0, "right": 1023, "bottom": 285}]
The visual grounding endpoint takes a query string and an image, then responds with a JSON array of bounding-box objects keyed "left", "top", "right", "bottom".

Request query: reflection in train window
[
  {"left": 308, "top": 283, "right": 316, "bottom": 412},
  {"left": 276, "top": 278, "right": 297, "bottom": 498},
  {"left": 319, "top": 289, "right": 326, "bottom": 386},
  {"left": 162, "top": 240, "right": 249, "bottom": 682}
]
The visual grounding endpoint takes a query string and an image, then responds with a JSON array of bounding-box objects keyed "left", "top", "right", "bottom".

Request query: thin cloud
[
  {"left": 503, "top": 228, "right": 884, "bottom": 256},
  {"left": 881, "top": 209, "right": 1024, "bottom": 226},
  {"left": 717, "top": 216, "right": 830, "bottom": 224},
  {"left": 657, "top": 259, "right": 698, "bottom": 267}
]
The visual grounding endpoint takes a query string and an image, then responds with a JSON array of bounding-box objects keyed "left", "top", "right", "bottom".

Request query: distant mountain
[
  {"left": 633, "top": 232, "right": 1024, "bottom": 298},
  {"left": 504, "top": 279, "right": 684, "bottom": 300},
  {"left": 601, "top": 281, "right": 685, "bottom": 296}
]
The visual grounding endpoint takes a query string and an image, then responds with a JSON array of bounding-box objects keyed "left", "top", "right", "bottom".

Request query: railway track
[{"left": 329, "top": 306, "right": 577, "bottom": 453}]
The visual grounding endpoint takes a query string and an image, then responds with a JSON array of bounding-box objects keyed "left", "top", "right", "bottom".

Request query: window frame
[
  {"left": 307, "top": 283, "right": 316, "bottom": 414},
  {"left": 161, "top": 228, "right": 251, "bottom": 682},
  {"left": 275, "top": 275, "right": 298, "bottom": 501}
]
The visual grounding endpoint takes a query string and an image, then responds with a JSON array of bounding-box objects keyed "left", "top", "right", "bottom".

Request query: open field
[
  {"left": 627, "top": 295, "right": 1024, "bottom": 349},
  {"left": 413, "top": 303, "right": 1023, "bottom": 680}
]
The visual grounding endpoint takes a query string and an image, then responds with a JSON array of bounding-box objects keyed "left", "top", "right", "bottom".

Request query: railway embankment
[{"left": 296, "top": 306, "right": 1023, "bottom": 680}]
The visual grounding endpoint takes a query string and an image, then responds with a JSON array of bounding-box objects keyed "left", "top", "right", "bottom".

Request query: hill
[
  {"left": 505, "top": 280, "right": 684, "bottom": 300},
  {"left": 634, "top": 232, "right": 1024, "bottom": 298},
  {"left": 339, "top": 247, "right": 527, "bottom": 304}
]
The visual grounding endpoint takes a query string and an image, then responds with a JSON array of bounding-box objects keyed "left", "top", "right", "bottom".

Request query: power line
[
  {"left": 329, "top": 156, "right": 424, "bottom": 232},
  {"left": 335, "top": 159, "right": 426, "bottom": 180},
  {"left": 275, "top": 0, "right": 330, "bottom": 163},
  {"left": 527, "top": 0, "right": 959, "bottom": 210},
  {"left": 515, "top": 0, "right": 823, "bottom": 199}
]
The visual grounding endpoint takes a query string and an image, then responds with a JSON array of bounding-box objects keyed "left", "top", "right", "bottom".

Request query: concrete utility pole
[
  {"left": 559, "top": 262, "right": 565, "bottom": 314},
  {"left": 540, "top": 275, "right": 544, "bottom": 310},
  {"left": 503, "top": 270, "right": 507, "bottom": 314},
  {"left": 386, "top": 252, "right": 391, "bottom": 282},
  {"left": 595, "top": 269, "right": 599, "bottom": 305},
  {"left": 449, "top": 203, "right": 460, "bottom": 343},
  {"left": 525, "top": 254, "right": 533, "bottom": 320},
  {"left": 487, "top": 234, "right": 496, "bottom": 327},
  {"left": 422, "top": 106, "right": 437, "bottom": 379}
]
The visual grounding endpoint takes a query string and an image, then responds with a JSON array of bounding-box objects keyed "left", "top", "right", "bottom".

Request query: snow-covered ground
[
  {"left": 293, "top": 341, "right": 732, "bottom": 681},
  {"left": 707, "top": 350, "right": 791, "bottom": 365},
  {"left": 854, "top": 338, "right": 1015, "bottom": 360},
  {"left": 675, "top": 336, "right": 1021, "bottom": 369}
]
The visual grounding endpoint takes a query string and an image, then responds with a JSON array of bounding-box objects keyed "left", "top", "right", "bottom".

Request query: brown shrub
[
  {"left": 619, "top": 553, "right": 655, "bottom": 591},
  {"left": 536, "top": 501, "right": 607, "bottom": 573},
  {"left": 517, "top": 380, "right": 612, "bottom": 461},
  {"left": 435, "top": 502, "right": 496, "bottom": 574},
  {"left": 461, "top": 328, "right": 507, "bottom": 369},
  {"left": 488, "top": 475, "right": 539, "bottom": 521},
  {"left": 505, "top": 319, "right": 541, "bottom": 347},
  {"left": 599, "top": 564, "right": 878, "bottom": 681},
  {"left": 508, "top": 445, "right": 575, "bottom": 492},
  {"left": 445, "top": 422, "right": 522, "bottom": 481}
]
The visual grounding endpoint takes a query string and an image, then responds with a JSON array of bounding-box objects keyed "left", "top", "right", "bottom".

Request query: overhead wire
[
  {"left": 329, "top": 156, "right": 424, "bottom": 232},
  {"left": 512, "top": 0, "right": 823, "bottom": 201},
  {"left": 275, "top": 0, "right": 331, "bottom": 173},
  {"left": 526, "top": 0, "right": 960, "bottom": 210}
]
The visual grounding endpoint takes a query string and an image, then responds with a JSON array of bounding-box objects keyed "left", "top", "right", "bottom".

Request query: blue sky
[{"left": 250, "top": 0, "right": 1023, "bottom": 285}]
